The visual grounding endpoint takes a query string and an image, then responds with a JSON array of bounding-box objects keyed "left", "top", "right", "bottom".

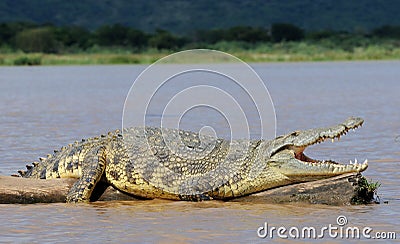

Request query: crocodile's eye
[
  {"left": 291, "top": 131, "right": 300, "bottom": 136},
  {"left": 269, "top": 145, "right": 292, "bottom": 157}
]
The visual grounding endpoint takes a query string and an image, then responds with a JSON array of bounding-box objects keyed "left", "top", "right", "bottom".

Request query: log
[
  {"left": 0, "top": 176, "right": 137, "bottom": 204},
  {"left": 0, "top": 173, "right": 374, "bottom": 205}
]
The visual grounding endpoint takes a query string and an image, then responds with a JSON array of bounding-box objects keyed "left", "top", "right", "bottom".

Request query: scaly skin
[{"left": 17, "top": 117, "right": 368, "bottom": 203}]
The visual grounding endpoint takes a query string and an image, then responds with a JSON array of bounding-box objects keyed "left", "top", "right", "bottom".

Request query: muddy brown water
[{"left": 0, "top": 61, "right": 398, "bottom": 242}]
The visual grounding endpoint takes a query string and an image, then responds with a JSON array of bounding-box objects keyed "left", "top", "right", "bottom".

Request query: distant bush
[
  {"left": 108, "top": 55, "right": 140, "bottom": 64},
  {"left": 194, "top": 29, "right": 226, "bottom": 44},
  {"left": 54, "top": 26, "right": 92, "bottom": 49},
  {"left": 194, "top": 26, "right": 269, "bottom": 44},
  {"left": 95, "top": 24, "right": 130, "bottom": 46},
  {"left": 306, "top": 30, "right": 337, "bottom": 40},
  {"left": 271, "top": 23, "right": 305, "bottom": 42},
  {"left": 148, "top": 29, "right": 186, "bottom": 50},
  {"left": 15, "top": 27, "right": 59, "bottom": 53},
  {"left": 372, "top": 25, "right": 400, "bottom": 39},
  {"left": 209, "top": 41, "right": 253, "bottom": 52},
  {"left": 95, "top": 24, "right": 148, "bottom": 48},
  {"left": 0, "top": 22, "right": 37, "bottom": 48},
  {"left": 13, "top": 56, "right": 42, "bottom": 65},
  {"left": 223, "top": 26, "right": 270, "bottom": 43}
]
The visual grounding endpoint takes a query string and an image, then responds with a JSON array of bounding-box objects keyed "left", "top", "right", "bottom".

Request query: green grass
[
  {"left": 0, "top": 52, "right": 168, "bottom": 66},
  {"left": 351, "top": 177, "right": 381, "bottom": 204},
  {"left": 1, "top": 41, "right": 399, "bottom": 66},
  {"left": 13, "top": 55, "right": 42, "bottom": 65}
]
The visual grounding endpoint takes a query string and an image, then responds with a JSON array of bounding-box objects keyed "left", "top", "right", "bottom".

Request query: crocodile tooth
[
  {"left": 350, "top": 160, "right": 353, "bottom": 164},
  {"left": 47, "top": 154, "right": 52, "bottom": 158},
  {"left": 101, "top": 134, "right": 106, "bottom": 138},
  {"left": 39, "top": 157, "right": 45, "bottom": 161},
  {"left": 81, "top": 139, "right": 86, "bottom": 142},
  {"left": 354, "top": 158, "right": 358, "bottom": 164},
  {"left": 331, "top": 138, "right": 334, "bottom": 143},
  {"left": 54, "top": 150, "right": 59, "bottom": 153},
  {"left": 32, "top": 162, "right": 39, "bottom": 166}
]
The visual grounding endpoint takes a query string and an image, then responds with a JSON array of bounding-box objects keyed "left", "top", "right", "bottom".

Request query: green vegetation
[
  {"left": 0, "top": 21, "right": 399, "bottom": 65},
  {"left": 12, "top": 55, "right": 42, "bottom": 65},
  {"left": 351, "top": 177, "right": 381, "bottom": 204}
]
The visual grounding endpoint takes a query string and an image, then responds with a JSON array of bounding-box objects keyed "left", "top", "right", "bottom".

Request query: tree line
[{"left": 1, "top": 22, "right": 399, "bottom": 53}]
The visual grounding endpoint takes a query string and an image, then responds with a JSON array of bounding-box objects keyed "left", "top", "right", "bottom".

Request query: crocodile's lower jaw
[{"left": 294, "top": 148, "right": 368, "bottom": 174}]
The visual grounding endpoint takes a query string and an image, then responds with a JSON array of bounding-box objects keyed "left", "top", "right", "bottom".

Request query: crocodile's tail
[
  {"left": 13, "top": 143, "right": 94, "bottom": 179},
  {"left": 13, "top": 129, "right": 121, "bottom": 179},
  {"left": 12, "top": 146, "right": 67, "bottom": 179},
  {"left": 13, "top": 160, "right": 42, "bottom": 178}
]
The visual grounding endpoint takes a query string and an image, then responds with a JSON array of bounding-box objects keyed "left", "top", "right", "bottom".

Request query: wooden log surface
[
  {"left": 0, "top": 173, "right": 365, "bottom": 205},
  {"left": 0, "top": 176, "right": 137, "bottom": 204}
]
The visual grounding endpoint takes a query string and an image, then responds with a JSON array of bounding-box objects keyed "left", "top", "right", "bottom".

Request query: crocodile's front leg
[{"left": 66, "top": 147, "right": 108, "bottom": 203}]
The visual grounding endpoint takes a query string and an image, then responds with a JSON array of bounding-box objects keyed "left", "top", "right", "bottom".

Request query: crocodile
[{"left": 16, "top": 117, "right": 368, "bottom": 203}]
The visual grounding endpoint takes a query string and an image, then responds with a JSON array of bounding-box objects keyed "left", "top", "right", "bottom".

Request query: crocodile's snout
[{"left": 269, "top": 117, "right": 367, "bottom": 178}]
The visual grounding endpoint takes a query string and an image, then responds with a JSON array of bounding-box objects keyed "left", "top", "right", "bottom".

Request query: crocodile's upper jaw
[{"left": 268, "top": 117, "right": 368, "bottom": 178}]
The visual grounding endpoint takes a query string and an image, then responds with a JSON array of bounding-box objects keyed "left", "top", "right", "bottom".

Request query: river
[{"left": 0, "top": 61, "right": 398, "bottom": 242}]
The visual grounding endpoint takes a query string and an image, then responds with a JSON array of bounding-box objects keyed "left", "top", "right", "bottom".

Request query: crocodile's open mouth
[
  {"left": 292, "top": 144, "right": 368, "bottom": 167},
  {"left": 280, "top": 117, "right": 368, "bottom": 174},
  {"left": 298, "top": 120, "right": 368, "bottom": 172}
]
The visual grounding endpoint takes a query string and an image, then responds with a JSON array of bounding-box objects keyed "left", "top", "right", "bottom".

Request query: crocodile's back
[{"left": 105, "top": 127, "right": 261, "bottom": 200}]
